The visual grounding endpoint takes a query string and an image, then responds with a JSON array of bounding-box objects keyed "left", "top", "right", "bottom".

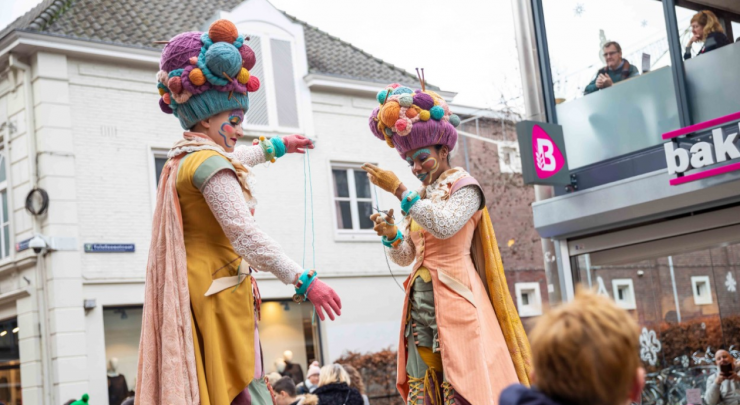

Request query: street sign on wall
[{"left": 516, "top": 121, "right": 571, "bottom": 185}]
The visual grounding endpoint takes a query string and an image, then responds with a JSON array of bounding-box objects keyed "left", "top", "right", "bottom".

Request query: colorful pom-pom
[
  {"left": 246, "top": 75, "right": 261, "bottom": 92},
  {"left": 413, "top": 93, "right": 435, "bottom": 110},
  {"left": 379, "top": 102, "right": 401, "bottom": 127},
  {"left": 189, "top": 68, "right": 206, "bottom": 86},
  {"left": 162, "top": 93, "right": 171, "bottom": 105},
  {"left": 395, "top": 119, "right": 407, "bottom": 132},
  {"left": 449, "top": 114, "right": 461, "bottom": 127},
  {"left": 237, "top": 68, "right": 250, "bottom": 84},
  {"left": 419, "top": 110, "right": 431, "bottom": 121},
  {"left": 168, "top": 77, "right": 183, "bottom": 94},
  {"left": 189, "top": 56, "right": 198, "bottom": 65},
  {"left": 208, "top": 19, "right": 239, "bottom": 44},
  {"left": 240, "top": 45, "right": 257, "bottom": 70},
  {"left": 384, "top": 127, "right": 393, "bottom": 136},
  {"left": 406, "top": 108, "right": 418, "bottom": 119},
  {"left": 399, "top": 94, "right": 413, "bottom": 107},
  {"left": 392, "top": 87, "right": 413, "bottom": 96},
  {"left": 389, "top": 83, "right": 401, "bottom": 89},
  {"left": 205, "top": 42, "right": 243, "bottom": 80},
  {"left": 158, "top": 87, "right": 166, "bottom": 96},
  {"left": 159, "top": 98, "right": 173, "bottom": 114},
  {"left": 376, "top": 89, "right": 392, "bottom": 104},
  {"left": 430, "top": 105, "right": 444, "bottom": 121}
]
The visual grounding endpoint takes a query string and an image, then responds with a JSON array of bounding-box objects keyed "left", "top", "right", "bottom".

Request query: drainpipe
[{"left": 9, "top": 54, "right": 54, "bottom": 405}]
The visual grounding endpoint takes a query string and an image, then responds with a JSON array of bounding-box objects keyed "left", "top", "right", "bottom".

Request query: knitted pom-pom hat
[
  {"left": 368, "top": 82, "right": 461, "bottom": 158},
  {"left": 156, "top": 19, "right": 262, "bottom": 129}
]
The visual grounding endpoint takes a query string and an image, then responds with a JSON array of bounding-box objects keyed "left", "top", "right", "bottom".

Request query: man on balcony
[{"left": 584, "top": 41, "right": 640, "bottom": 95}]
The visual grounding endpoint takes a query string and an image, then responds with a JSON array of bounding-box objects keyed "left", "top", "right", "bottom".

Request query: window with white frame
[
  {"left": 497, "top": 142, "right": 522, "bottom": 174},
  {"left": 515, "top": 282, "right": 543, "bottom": 317},
  {"left": 241, "top": 34, "right": 300, "bottom": 133},
  {"left": 692, "top": 276, "right": 713, "bottom": 306},
  {"left": 331, "top": 164, "right": 375, "bottom": 233},
  {"left": 612, "top": 279, "right": 637, "bottom": 310},
  {"left": 0, "top": 148, "right": 9, "bottom": 259}
]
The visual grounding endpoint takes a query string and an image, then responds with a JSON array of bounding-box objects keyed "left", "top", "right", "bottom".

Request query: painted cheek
[
  {"left": 222, "top": 125, "right": 235, "bottom": 135},
  {"left": 421, "top": 159, "right": 436, "bottom": 171}
]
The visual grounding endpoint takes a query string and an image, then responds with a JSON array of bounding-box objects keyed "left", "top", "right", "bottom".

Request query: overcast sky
[{"left": 1, "top": 0, "right": 524, "bottom": 111}]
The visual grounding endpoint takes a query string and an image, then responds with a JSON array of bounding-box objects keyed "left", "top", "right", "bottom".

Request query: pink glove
[
  {"left": 306, "top": 279, "right": 342, "bottom": 321},
  {"left": 283, "top": 134, "right": 314, "bottom": 154}
]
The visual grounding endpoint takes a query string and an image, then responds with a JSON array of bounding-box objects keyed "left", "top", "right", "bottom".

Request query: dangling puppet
[
  {"left": 363, "top": 78, "right": 532, "bottom": 405},
  {"left": 136, "top": 20, "right": 342, "bottom": 405}
]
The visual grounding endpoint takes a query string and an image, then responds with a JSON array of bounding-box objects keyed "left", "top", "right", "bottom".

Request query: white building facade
[{"left": 0, "top": 0, "right": 486, "bottom": 403}]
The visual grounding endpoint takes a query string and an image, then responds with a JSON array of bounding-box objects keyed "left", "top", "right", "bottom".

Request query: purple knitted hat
[
  {"left": 156, "top": 20, "right": 262, "bottom": 129},
  {"left": 368, "top": 83, "right": 461, "bottom": 158}
]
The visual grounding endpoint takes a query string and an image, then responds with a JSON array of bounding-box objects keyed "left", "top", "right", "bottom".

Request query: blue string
[
  {"left": 372, "top": 184, "right": 405, "bottom": 293},
  {"left": 307, "top": 149, "right": 316, "bottom": 269}
]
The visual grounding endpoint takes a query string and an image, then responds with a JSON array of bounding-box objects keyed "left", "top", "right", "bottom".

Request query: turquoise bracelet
[
  {"left": 258, "top": 136, "right": 277, "bottom": 162},
  {"left": 401, "top": 190, "right": 420, "bottom": 216},
  {"left": 270, "top": 137, "right": 286, "bottom": 158},
  {"left": 381, "top": 229, "right": 403, "bottom": 248},
  {"left": 294, "top": 269, "right": 317, "bottom": 296}
]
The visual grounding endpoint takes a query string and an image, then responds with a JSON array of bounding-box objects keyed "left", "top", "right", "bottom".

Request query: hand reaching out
[
  {"left": 362, "top": 163, "right": 402, "bottom": 195},
  {"left": 370, "top": 209, "right": 397, "bottom": 239},
  {"left": 283, "top": 134, "right": 314, "bottom": 154}
]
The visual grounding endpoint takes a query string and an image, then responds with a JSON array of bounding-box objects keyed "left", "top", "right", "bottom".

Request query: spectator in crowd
[
  {"left": 499, "top": 289, "right": 645, "bottom": 405},
  {"left": 273, "top": 376, "right": 318, "bottom": 405},
  {"left": 297, "top": 364, "right": 321, "bottom": 394},
  {"left": 684, "top": 10, "right": 730, "bottom": 60},
  {"left": 584, "top": 41, "right": 640, "bottom": 95},
  {"left": 267, "top": 372, "right": 284, "bottom": 387},
  {"left": 341, "top": 364, "right": 370, "bottom": 405},
  {"left": 313, "top": 364, "right": 364, "bottom": 405},
  {"left": 705, "top": 349, "right": 740, "bottom": 405}
]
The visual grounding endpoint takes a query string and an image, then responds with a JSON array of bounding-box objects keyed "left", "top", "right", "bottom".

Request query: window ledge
[
  {"left": 334, "top": 232, "right": 380, "bottom": 243},
  {"left": 0, "top": 255, "right": 37, "bottom": 276}
]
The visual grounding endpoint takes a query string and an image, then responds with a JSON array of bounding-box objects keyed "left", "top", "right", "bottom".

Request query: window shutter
[
  {"left": 270, "top": 38, "right": 300, "bottom": 128},
  {"left": 244, "top": 35, "right": 269, "bottom": 126}
]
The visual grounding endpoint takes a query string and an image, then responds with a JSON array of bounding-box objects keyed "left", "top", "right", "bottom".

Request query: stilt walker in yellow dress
[
  {"left": 135, "top": 20, "right": 342, "bottom": 405},
  {"left": 362, "top": 79, "right": 532, "bottom": 405}
]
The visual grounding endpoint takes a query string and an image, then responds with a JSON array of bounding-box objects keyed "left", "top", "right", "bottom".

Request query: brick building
[{"left": 0, "top": 0, "right": 546, "bottom": 403}]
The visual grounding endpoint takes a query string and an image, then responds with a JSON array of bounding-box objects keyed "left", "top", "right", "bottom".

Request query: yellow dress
[{"left": 177, "top": 150, "right": 256, "bottom": 404}]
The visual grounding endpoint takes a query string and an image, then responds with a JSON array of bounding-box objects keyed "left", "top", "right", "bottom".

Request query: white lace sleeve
[
  {"left": 408, "top": 186, "right": 482, "bottom": 239},
  {"left": 233, "top": 144, "right": 266, "bottom": 167},
  {"left": 386, "top": 231, "right": 416, "bottom": 267},
  {"left": 203, "top": 170, "right": 302, "bottom": 284}
]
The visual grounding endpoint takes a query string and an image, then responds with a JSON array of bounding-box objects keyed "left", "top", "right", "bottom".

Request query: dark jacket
[
  {"left": 584, "top": 59, "right": 640, "bottom": 94},
  {"left": 314, "top": 383, "right": 364, "bottom": 405},
  {"left": 684, "top": 32, "right": 731, "bottom": 60},
  {"left": 500, "top": 384, "right": 564, "bottom": 405}
]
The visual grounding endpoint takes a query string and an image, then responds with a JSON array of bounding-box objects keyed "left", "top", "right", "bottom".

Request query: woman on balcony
[{"left": 684, "top": 10, "right": 731, "bottom": 60}]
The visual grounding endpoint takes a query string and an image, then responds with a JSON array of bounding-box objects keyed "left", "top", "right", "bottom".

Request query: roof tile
[{"left": 1, "top": 0, "right": 434, "bottom": 88}]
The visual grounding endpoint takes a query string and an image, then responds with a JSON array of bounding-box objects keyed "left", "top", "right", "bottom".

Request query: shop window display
[
  {"left": 0, "top": 318, "right": 21, "bottom": 405},
  {"left": 103, "top": 301, "right": 317, "bottom": 404},
  {"left": 573, "top": 240, "right": 740, "bottom": 405}
]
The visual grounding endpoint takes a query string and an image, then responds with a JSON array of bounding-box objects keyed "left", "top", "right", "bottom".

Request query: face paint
[
  {"left": 218, "top": 122, "right": 235, "bottom": 148},
  {"left": 218, "top": 109, "right": 244, "bottom": 149},
  {"left": 412, "top": 148, "right": 432, "bottom": 161},
  {"left": 421, "top": 157, "right": 439, "bottom": 182}
]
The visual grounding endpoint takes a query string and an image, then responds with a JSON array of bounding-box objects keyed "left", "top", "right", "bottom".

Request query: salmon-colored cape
[
  {"left": 135, "top": 135, "right": 254, "bottom": 405},
  {"left": 396, "top": 206, "right": 533, "bottom": 403}
]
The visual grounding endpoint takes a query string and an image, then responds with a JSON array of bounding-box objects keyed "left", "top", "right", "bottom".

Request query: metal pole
[
  {"left": 668, "top": 256, "right": 682, "bottom": 323},
  {"left": 512, "top": 0, "right": 563, "bottom": 304},
  {"left": 663, "top": 0, "right": 693, "bottom": 127}
]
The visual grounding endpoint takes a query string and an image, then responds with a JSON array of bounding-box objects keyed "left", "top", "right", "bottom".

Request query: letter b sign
[{"left": 517, "top": 121, "right": 570, "bottom": 185}]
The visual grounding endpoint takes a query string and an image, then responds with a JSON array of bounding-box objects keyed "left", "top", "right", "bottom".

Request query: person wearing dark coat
[
  {"left": 499, "top": 290, "right": 645, "bottom": 405},
  {"left": 684, "top": 10, "right": 731, "bottom": 60},
  {"left": 314, "top": 364, "right": 363, "bottom": 405}
]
